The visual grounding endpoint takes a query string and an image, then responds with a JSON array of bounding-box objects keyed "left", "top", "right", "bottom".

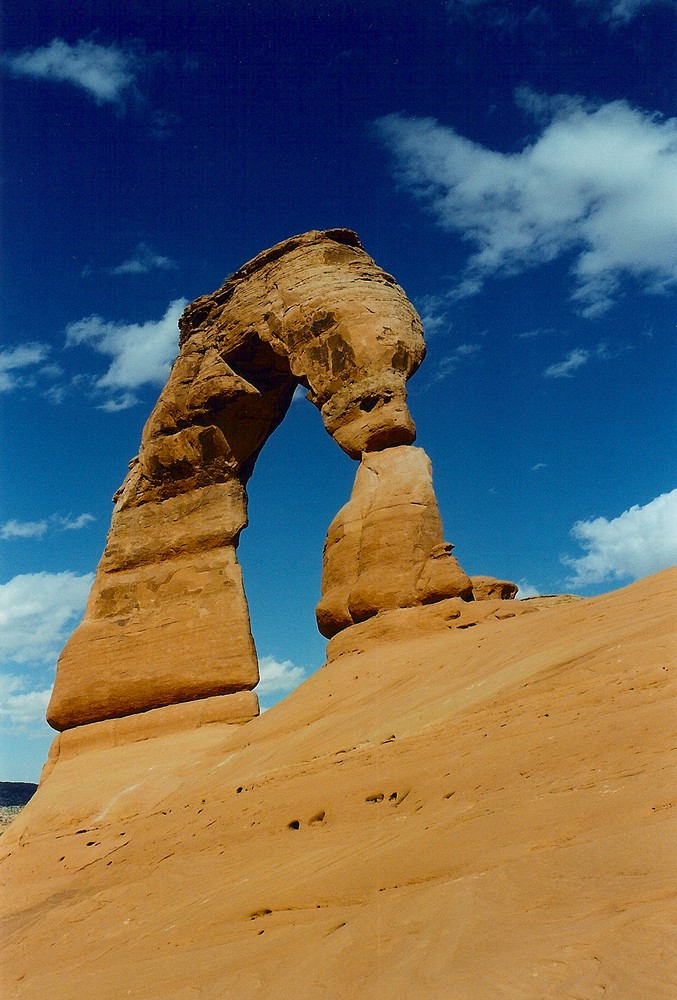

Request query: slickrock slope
[{"left": 2, "top": 568, "right": 675, "bottom": 999}]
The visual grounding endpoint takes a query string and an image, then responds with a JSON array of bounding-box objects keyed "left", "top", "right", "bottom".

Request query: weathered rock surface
[
  {"left": 325, "top": 593, "right": 538, "bottom": 662},
  {"left": 317, "top": 446, "right": 473, "bottom": 637},
  {"left": 41, "top": 692, "right": 259, "bottom": 783},
  {"left": 48, "top": 229, "right": 429, "bottom": 732},
  {"left": 2, "top": 569, "right": 675, "bottom": 998},
  {"left": 50, "top": 543, "right": 258, "bottom": 730},
  {"left": 470, "top": 575, "right": 518, "bottom": 600}
]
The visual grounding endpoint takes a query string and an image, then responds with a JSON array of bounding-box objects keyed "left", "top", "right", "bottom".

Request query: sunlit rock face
[
  {"left": 316, "top": 446, "right": 474, "bottom": 638},
  {"left": 471, "top": 576, "right": 519, "bottom": 601},
  {"left": 47, "top": 229, "right": 475, "bottom": 732}
]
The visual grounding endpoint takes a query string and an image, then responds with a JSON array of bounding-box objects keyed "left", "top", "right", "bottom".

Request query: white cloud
[
  {"left": 0, "top": 677, "right": 52, "bottom": 726},
  {"left": 44, "top": 384, "right": 68, "bottom": 405},
  {"left": 518, "top": 327, "right": 559, "bottom": 343},
  {"left": 0, "top": 571, "right": 94, "bottom": 666},
  {"left": 3, "top": 38, "right": 139, "bottom": 106},
  {"left": 577, "top": 0, "right": 677, "bottom": 23},
  {"left": 434, "top": 342, "right": 482, "bottom": 381},
  {"left": 0, "top": 514, "right": 95, "bottom": 540},
  {"left": 376, "top": 95, "right": 677, "bottom": 316},
  {"left": 97, "top": 392, "right": 140, "bottom": 412},
  {"left": 0, "top": 343, "right": 51, "bottom": 393},
  {"left": 38, "top": 363, "right": 64, "bottom": 379},
  {"left": 417, "top": 294, "right": 452, "bottom": 339},
  {"left": 65, "top": 297, "right": 187, "bottom": 409},
  {"left": 516, "top": 580, "right": 541, "bottom": 599},
  {"left": 563, "top": 489, "right": 677, "bottom": 587},
  {"left": 56, "top": 513, "right": 96, "bottom": 531},
  {"left": 543, "top": 348, "right": 591, "bottom": 378},
  {"left": 543, "top": 343, "right": 612, "bottom": 377},
  {"left": 108, "top": 243, "right": 178, "bottom": 276},
  {"left": 0, "top": 519, "right": 49, "bottom": 540},
  {"left": 257, "top": 655, "right": 306, "bottom": 698}
]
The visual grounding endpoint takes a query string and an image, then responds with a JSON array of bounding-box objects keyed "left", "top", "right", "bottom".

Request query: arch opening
[{"left": 235, "top": 389, "right": 355, "bottom": 709}]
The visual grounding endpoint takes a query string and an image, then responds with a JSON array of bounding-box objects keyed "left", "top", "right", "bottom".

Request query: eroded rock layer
[
  {"left": 48, "top": 229, "right": 431, "bottom": 731},
  {"left": 470, "top": 575, "right": 519, "bottom": 601},
  {"left": 316, "top": 446, "right": 473, "bottom": 638}
]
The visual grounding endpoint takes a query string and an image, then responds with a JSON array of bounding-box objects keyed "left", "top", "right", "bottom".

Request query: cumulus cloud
[
  {"left": 57, "top": 513, "right": 96, "bottom": 531},
  {"left": 0, "top": 677, "right": 52, "bottom": 726},
  {"left": 65, "top": 297, "right": 187, "bottom": 410},
  {"left": 3, "top": 38, "right": 139, "bottom": 106},
  {"left": 257, "top": 655, "right": 306, "bottom": 699},
  {"left": 107, "top": 243, "right": 178, "bottom": 276},
  {"left": 516, "top": 580, "right": 541, "bottom": 599},
  {"left": 0, "top": 520, "right": 49, "bottom": 540},
  {"left": 0, "top": 514, "right": 95, "bottom": 540},
  {"left": 376, "top": 95, "right": 677, "bottom": 316},
  {"left": 0, "top": 343, "right": 51, "bottom": 393},
  {"left": 563, "top": 489, "right": 677, "bottom": 587},
  {"left": 0, "top": 571, "right": 94, "bottom": 667}
]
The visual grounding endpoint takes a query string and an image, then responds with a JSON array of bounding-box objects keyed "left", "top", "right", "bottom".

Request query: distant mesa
[
  {"left": 0, "top": 782, "right": 38, "bottom": 808},
  {"left": 47, "top": 229, "right": 515, "bottom": 736}
]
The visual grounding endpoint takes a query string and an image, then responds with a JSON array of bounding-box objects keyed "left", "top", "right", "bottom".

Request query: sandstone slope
[{"left": 1, "top": 568, "right": 676, "bottom": 999}]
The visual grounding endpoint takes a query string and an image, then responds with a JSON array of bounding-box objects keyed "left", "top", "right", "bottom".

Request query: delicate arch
[{"left": 48, "top": 230, "right": 470, "bottom": 732}]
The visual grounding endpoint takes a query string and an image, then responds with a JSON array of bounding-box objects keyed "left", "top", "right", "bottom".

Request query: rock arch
[{"left": 47, "top": 230, "right": 472, "bottom": 732}]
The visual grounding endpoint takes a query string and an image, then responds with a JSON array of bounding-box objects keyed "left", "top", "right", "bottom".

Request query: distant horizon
[{"left": 2, "top": 0, "right": 676, "bottom": 781}]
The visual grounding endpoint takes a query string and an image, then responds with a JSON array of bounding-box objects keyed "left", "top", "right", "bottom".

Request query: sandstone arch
[{"left": 47, "top": 230, "right": 472, "bottom": 732}]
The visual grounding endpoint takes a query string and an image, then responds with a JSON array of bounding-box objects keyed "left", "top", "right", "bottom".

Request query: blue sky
[{"left": 1, "top": 0, "right": 676, "bottom": 781}]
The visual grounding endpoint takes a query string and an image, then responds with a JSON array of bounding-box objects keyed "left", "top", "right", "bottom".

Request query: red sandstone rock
[
  {"left": 316, "top": 446, "right": 473, "bottom": 638},
  {"left": 3, "top": 570, "right": 675, "bottom": 999},
  {"left": 470, "top": 575, "right": 519, "bottom": 600}
]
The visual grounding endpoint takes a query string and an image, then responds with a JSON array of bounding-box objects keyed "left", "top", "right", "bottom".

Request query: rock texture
[
  {"left": 48, "top": 229, "right": 431, "bottom": 731},
  {"left": 470, "top": 575, "right": 519, "bottom": 600},
  {"left": 47, "top": 229, "right": 477, "bottom": 733},
  {"left": 316, "top": 446, "right": 473, "bottom": 637},
  {"left": 2, "top": 569, "right": 675, "bottom": 998}
]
